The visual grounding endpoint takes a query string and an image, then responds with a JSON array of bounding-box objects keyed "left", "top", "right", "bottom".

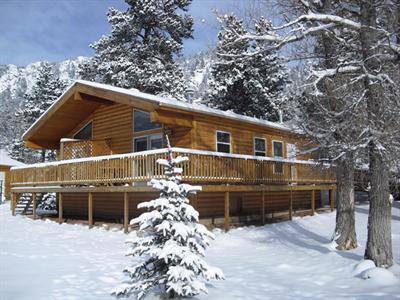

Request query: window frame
[
  {"left": 133, "top": 133, "right": 163, "bottom": 152},
  {"left": 216, "top": 130, "right": 231, "bottom": 154},
  {"left": 133, "top": 109, "right": 162, "bottom": 133},
  {"left": 253, "top": 137, "right": 267, "bottom": 157},
  {"left": 72, "top": 120, "right": 93, "bottom": 140},
  {"left": 272, "top": 140, "right": 284, "bottom": 174}
]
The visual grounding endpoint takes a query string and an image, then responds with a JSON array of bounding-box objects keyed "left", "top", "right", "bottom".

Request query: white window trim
[
  {"left": 72, "top": 120, "right": 93, "bottom": 140},
  {"left": 216, "top": 130, "right": 231, "bottom": 153},
  {"left": 133, "top": 133, "right": 163, "bottom": 152},
  {"left": 272, "top": 140, "right": 284, "bottom": 174},
  {"left": 253, "top": 137, "right": 267, "bottom": 156},
  {"left": 133, "top": 109, "right": 162, "bottom": 134}
]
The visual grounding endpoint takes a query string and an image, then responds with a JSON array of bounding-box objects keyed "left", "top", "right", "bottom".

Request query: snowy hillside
[
  {"left": 0, "top": 57, "right": 87, "bottom": 98},
  {"left": 0, "top": 202, "right": 399, "bottom": 299}
]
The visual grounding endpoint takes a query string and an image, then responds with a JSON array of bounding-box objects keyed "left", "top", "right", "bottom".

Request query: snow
[
  {"left": 0, "top": 202, "right": 399, "bottom": 299},
  {"left": 0, "top": 149, "right": 24, "bottom": 167},
  {"left": 12, "top": 147, "right": 320, "bottom": 171}
]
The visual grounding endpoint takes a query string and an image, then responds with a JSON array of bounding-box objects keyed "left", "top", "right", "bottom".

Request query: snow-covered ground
[{"left": 0, "top": 202, "right": 399, "bottom": 300}]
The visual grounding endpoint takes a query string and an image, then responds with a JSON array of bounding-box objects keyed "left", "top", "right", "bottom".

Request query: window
[
  {"left": 273, "top": 140, "right": 284, "bottom": 174},
  {"left": 216, "top": 131, "right": 231, "bottom": 153},
  {"left": 133, "top": 110, "right": 161, "bottom": 132},
  {"left": 73, "top": 121, "right": 92, "bottom": 140},
  {"left": 134, "top": 134, "right": 163, "bottom": 152},
  {"left": 254, "top": 138, "right": 266, "bottom": 156},
  {"left": 273, "top": 141, "right": 284, "bottom": 158}
]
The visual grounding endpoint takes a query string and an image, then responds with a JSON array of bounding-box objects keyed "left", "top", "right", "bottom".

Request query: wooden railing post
[
  {"left": 32, "top": 193, "right": 37, "bottom": 220},
  {"left": 58, "top": 193, "right": 63, "bottom": 224},
  {"left": 224, "top": 191, "right": 230, "bottom": 231},
  {"left": 329, "top": 189, "right": 335, "bottom": 211},
  {"left": 88, "top": 192, "right": 93, "bottom": 228},
  {"left": 311, "top": 190, "right": 316, "bottom": 216},
  {"left": 123, "top": 192, "right": 129, "bottom": 233}
]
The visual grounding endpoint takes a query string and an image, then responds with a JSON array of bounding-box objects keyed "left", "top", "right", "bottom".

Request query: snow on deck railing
[{"left": 11, "top": 147, "right": 326, "bottom": 171}]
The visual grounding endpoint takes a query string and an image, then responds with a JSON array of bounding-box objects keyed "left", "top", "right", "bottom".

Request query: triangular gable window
[{"left": 73, "top": 122, "right": 93, "bottom": 140}]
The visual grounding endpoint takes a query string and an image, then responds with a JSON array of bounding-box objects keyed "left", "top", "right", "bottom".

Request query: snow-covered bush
[
  {"left": 36, "top": 193, "right": 57, "bottom": 215},
  {"left": 113, "top": 144, "right": 224, "bottom": 299}
]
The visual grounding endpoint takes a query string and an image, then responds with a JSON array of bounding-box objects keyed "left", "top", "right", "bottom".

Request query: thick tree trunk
[
  {"left": 334, "top": 154, "right": 357, "bottom": 250},
  {"left": 360, "top": 0, "right": 393, "bottom": 267},
  {"left": 364, "top": 145, "right": 393, "bottom": 267}
]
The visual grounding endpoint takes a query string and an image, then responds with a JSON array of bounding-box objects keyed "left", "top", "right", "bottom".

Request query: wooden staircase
[{"left": 15, "top": 193, "right": 34, "bottom": 215}]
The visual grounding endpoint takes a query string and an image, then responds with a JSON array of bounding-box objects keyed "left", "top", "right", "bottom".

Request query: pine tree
[
  {"left": 208, "top": 14, "right": 290, "bottom": 121},
  {"left": 10, "top": 62, "right": 66, "bottom": 163},
  {"left": 113, "top": 140, "right": 223, "bottom": 299},
  {"left": 79, "top": 0, "right": 193, "bottom": 99}
]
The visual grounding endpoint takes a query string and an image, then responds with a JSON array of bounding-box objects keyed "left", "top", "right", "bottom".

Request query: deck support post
[
  {"left": 260, "top": 190, "right": 265, "bottom": 225},
  {"left": 311, "top": 190, "right": 316, "bottom": 216},
  {"left": 123, "top": 192, "right": 129, "bottom": 233},
  {"left": 289, "top": 187, "right": 293, "bottom": 220},
  {"left": 329, "top": 189, "right": 335, "bottom": 211},
  {"left": 32, "top": 193, "right": 37, "bottom": 220},
  {"left": 224, "top": 191, "right": 230, "bottom": 231},
  {"left": 88, "top": 192, "right": 93, "bottom": 228},
  {"left": 11, "top": 193, "right": 17, "bottom": 216},
  {"left": 58, "top": 193, "right": 63, "bottom": 224}
]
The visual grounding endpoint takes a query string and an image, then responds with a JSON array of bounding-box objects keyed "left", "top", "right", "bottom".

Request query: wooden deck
[{"left": 10, "top": 147, "right": 336, "bottom": 188}]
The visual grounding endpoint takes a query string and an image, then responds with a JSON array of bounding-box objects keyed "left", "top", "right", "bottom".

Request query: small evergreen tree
[
  {"left": 80, "top": 0, "right": 193, "bottom": 99},
  {"left": 113, "top": 140, "right": 223, "bottom": 299},
  {"left": 10, "top": 62, "right": 65, "bottom": 163},
  {"left": 208, "top": 14, "right": 290, "bottom": 121}
]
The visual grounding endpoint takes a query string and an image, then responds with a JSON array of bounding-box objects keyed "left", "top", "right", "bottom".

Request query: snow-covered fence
[{"left": 10, "top": 148, "right": 335, "bottom": 187}]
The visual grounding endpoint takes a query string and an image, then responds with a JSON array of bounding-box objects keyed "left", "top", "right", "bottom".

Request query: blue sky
[{"left": 0, "top": 0, "right": 254, "bottom": 66}]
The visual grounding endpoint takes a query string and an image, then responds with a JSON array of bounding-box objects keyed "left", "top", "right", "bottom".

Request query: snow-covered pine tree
[
  {"left": 79, "top": 0, "right": 193, "bottom": 99},
  {"left": 208, "top": 14, "right": 290, "bottom": 121},
  {"left": 10, "top": 62, "right": 66, "bottom": 163},
  {"left": 113, "top": 141, "right": 223, "bottom": 299},
  {"left": 36, "top": 193, "right": 57, "bottom": 215}
]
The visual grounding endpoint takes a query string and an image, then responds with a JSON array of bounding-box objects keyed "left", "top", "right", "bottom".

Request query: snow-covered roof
[
  {"left": 73, "top": 80, "right": 291, "bottom": 132},
  {"left": 0, "top": 150, "right": 24, "bottom": 167}
]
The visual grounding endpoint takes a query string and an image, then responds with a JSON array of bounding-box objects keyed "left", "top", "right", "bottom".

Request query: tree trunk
[
  {"left": 364, "top": 144, "right": 392, "bottom": 267},
  {"left": 41, "top": 149, "right": 46, "bottom": 163},
  {"left": 360, "top": 0, "right": 393, "bottom": 267},
  {"left": 334, "top": 154, "right": 357, "bottom": 250}
]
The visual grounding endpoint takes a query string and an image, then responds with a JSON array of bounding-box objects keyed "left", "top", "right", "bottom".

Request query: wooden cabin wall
[
  {"left": 192, "top": 114, "right": 294, "bottom": 158},
  {"left": 64, "top": 103, "right": 314, "bottom": 159},
  {"left": 92, "top": 104, "right": 133, "bottom": 154}
]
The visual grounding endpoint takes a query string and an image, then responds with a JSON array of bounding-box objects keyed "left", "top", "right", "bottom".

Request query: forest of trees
[{"left": 2, "top": 0, "right": 399, "bottom": 297}]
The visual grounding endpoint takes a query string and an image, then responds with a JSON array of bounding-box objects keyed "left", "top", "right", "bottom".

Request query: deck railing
[{"left": 10, "top": 148, "right": 336, "bottom": 187}]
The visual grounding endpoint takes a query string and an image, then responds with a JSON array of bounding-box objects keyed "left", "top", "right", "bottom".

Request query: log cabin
[{"left": 10, "top": 80, "right": 336, "bottom": 231}]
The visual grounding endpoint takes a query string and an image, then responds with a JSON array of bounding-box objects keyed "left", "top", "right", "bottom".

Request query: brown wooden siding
[
  {"left": 92, "top": 104, "right": 133, "bottom": 154},
  {"left": 192, "top": 114, "right": 292, "bottom": 157},
  {"left": 61, "top": 191, "right": 321, "bottom": 221}
]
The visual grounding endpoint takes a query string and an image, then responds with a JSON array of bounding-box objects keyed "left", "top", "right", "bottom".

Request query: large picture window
[
  {"left": 254, "top": 138, "right": 266, "bottom": 156},
  {"left": 216, "top": 131, "right": 231, "bottom": 153},
  {"left": 73, "top": 121, "right": 92, "bottom": 140},
  {"left": 133, "top": 110, "right": 161, "bottom": 132},
  {"left": 273, "top": 140, "right": 284, "bottom": 174}
]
